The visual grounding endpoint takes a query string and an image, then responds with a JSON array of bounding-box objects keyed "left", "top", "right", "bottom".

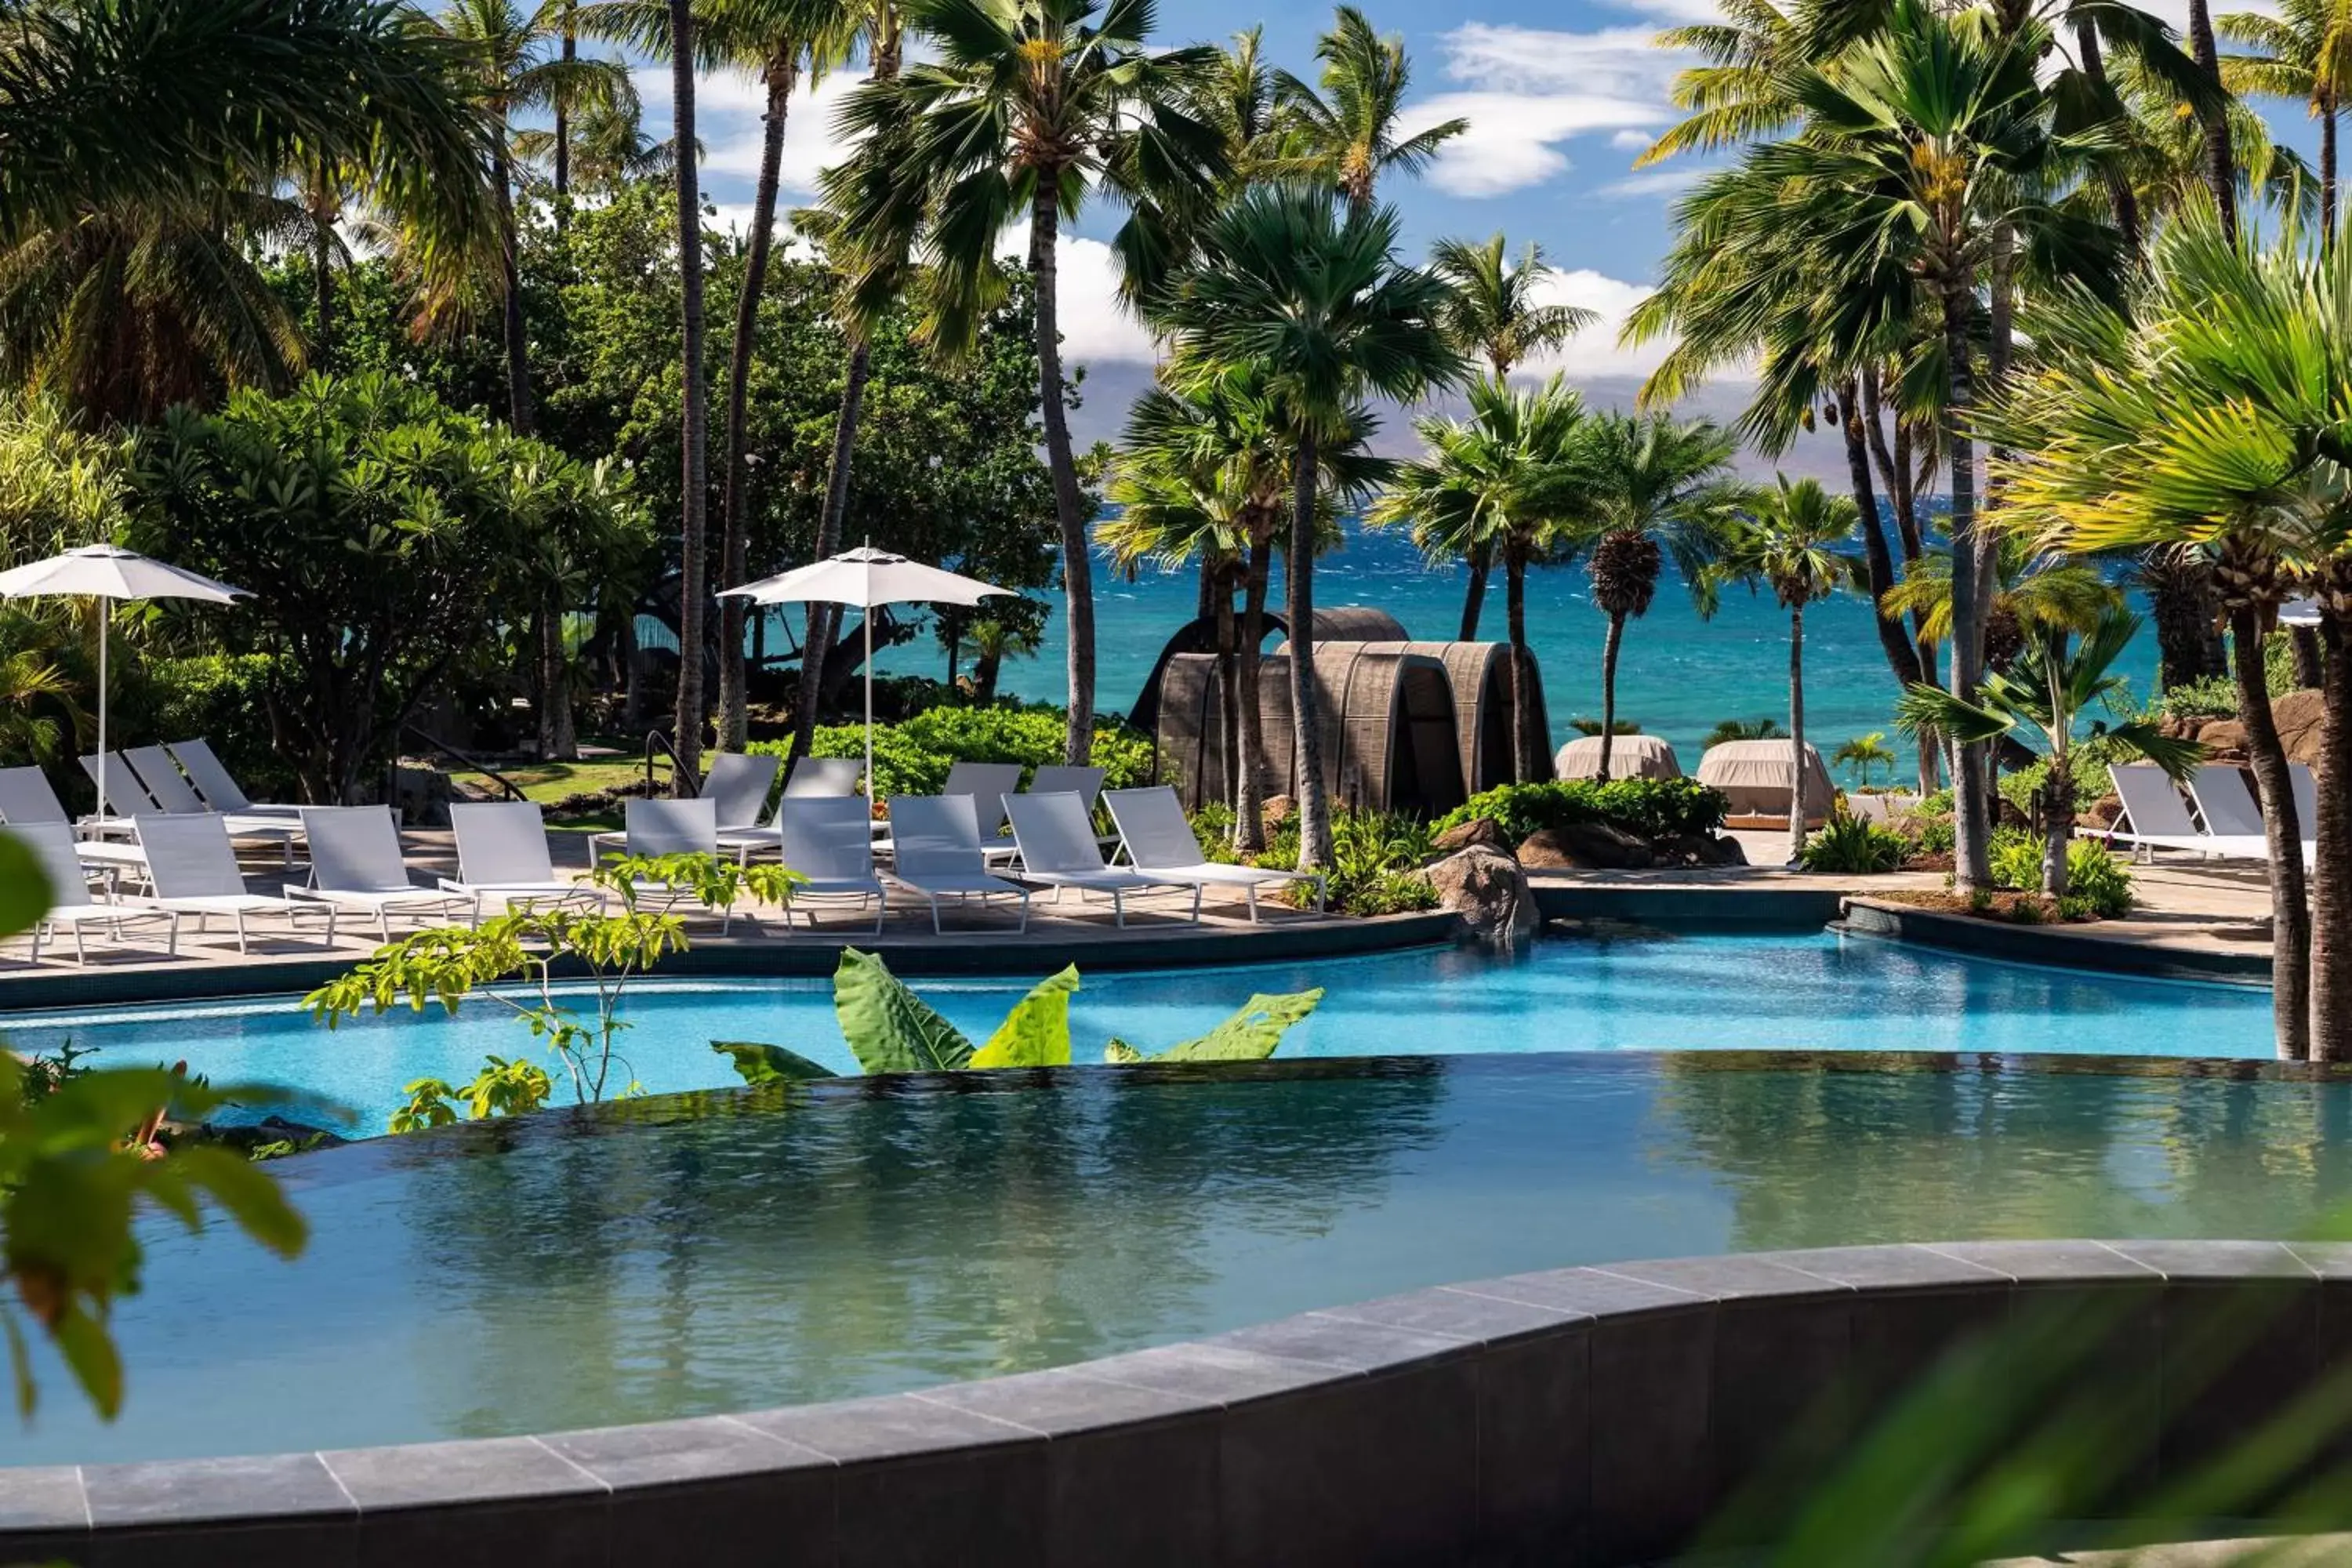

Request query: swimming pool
[
  {"left": 3, "top": 1048, "right": 2343, "bottom": 1467},
  {"left": 0, "top": 928, "right": 2276, "bottom": 1134}
]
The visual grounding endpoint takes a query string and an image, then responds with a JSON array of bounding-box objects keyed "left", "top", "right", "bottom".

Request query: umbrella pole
[
  {"left": 863, "top": 607, "right": 874, "bottom": 801},
  {"left": 95, "top": 598, "right": 108, "bottom": 822}
]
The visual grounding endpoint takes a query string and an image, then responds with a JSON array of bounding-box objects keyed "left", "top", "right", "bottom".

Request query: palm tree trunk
[
  {"left": 2311, "top": 601, "right": 2352, "bottom": 1060},
  {"left": 2231, "top": 606, "right": 2311, "bottom": 1058},
  {"left": 554, "top": 2, "right": 574, "bottom": 227},
  {"left": 1289, "top": 427, "right": 1332, "bottom": 872},
  {"left": 1597, "top": 612, "right": 1625, "bottom": 782},
  {"left": 717, "top": 60, "right": 795, "bottom": 753},
  {"left": 2074, "top": 20, "right": 2142, "bottom": 255},
  {"left": 1506, "top": 543, "right": 1534, "bottom": 782},
  {"left": 668, "top": 0, "right": 708, "bottom": 782},
  {"left": 1944, "top": 281, "right": 1993, "bottom": 891},
  {"left": 1214, "top": 564, "right": 1240, "bottom": 818},
  {"left": 792, "top": 339, "right": 871, "bottom": 761},
  {"left": 2040, "top": 746, "right": 2074, "bottom": 899},
  {"left": 2325, "top": 107, "right": 2339, "bottom": 246},
  {"left": 540, "top": 586, "right": 577, "bottom": 760},
  {"left": 1029, "top": 186, "right": 1095, "bottom": 767},
  {"left": 2186, "top": 0, "right": 2240, "bottom": 239},
  {"left": 1236, "top": 529, "right": 1271, "bottom": 854},
  {"left": 1837, "top": 381, "right": 1923, "bottom": 693},
  {"left": 1864, "top": 372, "right": 1940, "bottom": 793},
  {"left": 2294, "top": 626, "right": 2326, "bottom": 688},
  {"left": 491, "top": 131, "right": 535, "bottom": 436},
  {"left": 312, "top": 210, "right": 336, "bottom": 364},
  {"left": 1460, "top": 545, "right": 1490, "bottom": 640},
  {"left": 1786, "top": 603, "right": 1806, "bottom": 865}
]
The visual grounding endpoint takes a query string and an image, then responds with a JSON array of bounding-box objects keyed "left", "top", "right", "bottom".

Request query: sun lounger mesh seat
[
  {"left": 3, "top": 821, "right": 171, "bottom": 963},
  {"left": 2100, "top": 764, "right": 2267, "bottom": 861},
  {"left": 883, "top": 795, "right": 1029, "bottom": 934},
  {"left": 169, "top": 738, "right": 303, "bottom": 818},
  {"left": 289, "top": 807, "right": 459, "bottom": 939},
  {"left": 440, "top": 801, "right": 601, "bottom": 925},
  {"left": 776, "top": 797, "right": 887, "bottom": 934},
  {"left": 1105, "top": 785, "right": 1324, "bottom": 922},
  {"left": 136, "top": 814, "right": 335, "bottom": 954},
  {"left": 1004, "top": 791, "right": 1203, "bottom": 929}
]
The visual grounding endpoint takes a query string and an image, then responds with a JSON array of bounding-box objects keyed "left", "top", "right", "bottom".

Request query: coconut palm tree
[
  {"left": 1879, "top": 536, "right": 2123, "bottom": 670},
  {"left": 667, "top": 0, "right": 711, "bottom": 779},
  {"left": 1834, "top": 731, "right": 1897, "bottom": 789},
  {"left": 1566, "top": 412, "right": 1740, "bottom": 782},
  {"left": 2220, "top": 0, "right": 2352, "bottom": 238},
  {"left": 1150, "top": 187, "right": 1463, "bottom": 871},
  {"left": 1979, "top": 204, "right": 2347, "bottom": 1059},
  {"left": 1704, "top": 474, "right": 1860, "bottom": 862},
  {"left": 1425, "top": 234, "right": 1596, "bottom": 639},
  {"left": 1272, "top": 6, "right": 1466, "bottom": 216},
  {"left": 1372, "top": 375, "right": 1593, "bottom": 781},
  {"left": 833, "top": 0, "right": 1225, "bottom": 768}
]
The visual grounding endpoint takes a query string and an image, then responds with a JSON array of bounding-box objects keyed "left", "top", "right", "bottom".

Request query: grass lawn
[{"left": 447, "top": 756, "right": 644, "bottom": 832}]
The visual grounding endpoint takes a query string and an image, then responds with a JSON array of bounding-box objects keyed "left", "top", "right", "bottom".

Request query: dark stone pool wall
[{"left": 2, "top": 1238, "right": 2345, "bottom": 1566}]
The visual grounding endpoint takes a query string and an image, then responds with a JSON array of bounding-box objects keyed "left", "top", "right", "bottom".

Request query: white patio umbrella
[
  {"left": 718, "top": 546, "right": 1007, "bottom": 792},
  {"left": 0, "top": 544, "right": 249, "bottom": 819}
]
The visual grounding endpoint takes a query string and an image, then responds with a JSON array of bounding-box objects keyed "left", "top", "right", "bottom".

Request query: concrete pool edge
[
  {"left": 1840, "top": 896, "right": 2274, "bottom": 987},
  {"left": 5, "top": 1238, "right": 2346, "bottom": 1567}
]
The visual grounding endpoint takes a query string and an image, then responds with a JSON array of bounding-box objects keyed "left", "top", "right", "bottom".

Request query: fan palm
[
  {"left": 832, "top": 0, "right": 1224, "bottom": 767},
  {"left": 1271, "top": 6, "right": 1466, "bottom": 215},
  {"left": 1704, "top": 474, "right": 1861, "bottom": 861},
  {"left": 2220, "top": 0, "right": 2352, "bottom": 237},
  {"left": 1879, "top": 536, "right": 2123, "bottom": 668},
  {"left": 1151, "top": 187, "right": 1463, "bottom": 871},
  {"left": 1978, "top": 204, "right": 2348, "bottom": 1058},
  {"left": 1563, "top": 412, "right": 1739, "bottom": 782},
  {"left": 1372, "top": 375, "right": 1592, "bottom": 782},
  {"left": 1834, "top": 731, "right": 1898, "bottom": 789}
]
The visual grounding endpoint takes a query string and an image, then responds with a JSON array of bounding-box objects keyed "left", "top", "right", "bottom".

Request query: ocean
[{"left": 860, "top": 520, "right": 2159, "bottom": 786}]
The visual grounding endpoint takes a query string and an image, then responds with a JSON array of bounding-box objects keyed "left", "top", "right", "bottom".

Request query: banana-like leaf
[
  {"left": 970, "top": 965, "right": 1080, "bottom": 1069},
  {"left": 1116, "top": 989, "right": 1325, "bottom": 1064},
  {"left": 831, "top": 949, "right": 973, "bottom": 1073},
  {"left": 1103, "top": 1038, "right": 1144, "bottom": 1064},
  {"left": 710, "top": 1041, "right": 840, "bottom": 1086},
  {"left": 0, "top": 836, "right": 52, "bottom": 938}
]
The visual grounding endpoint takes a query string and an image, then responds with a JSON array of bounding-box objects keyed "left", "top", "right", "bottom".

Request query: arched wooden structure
[{"left": 1127, "top": 608, "right": 1408, "bottom": 735}]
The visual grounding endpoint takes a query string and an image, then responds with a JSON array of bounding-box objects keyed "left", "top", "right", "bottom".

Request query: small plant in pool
[
  {"left": 713, "top": 949, "right": 1326, "bottom": 1083},
  {"left": 307, "top": 854, "right": 803, "bottom": 1123}
]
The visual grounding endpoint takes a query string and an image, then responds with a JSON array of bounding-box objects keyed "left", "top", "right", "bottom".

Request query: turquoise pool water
[
  {"left": 4, "top": 1050, "right": 2345, "bottom": 1466},
  {"left": 0, "top": 930, "right": 2274, "bottom": 1136}
]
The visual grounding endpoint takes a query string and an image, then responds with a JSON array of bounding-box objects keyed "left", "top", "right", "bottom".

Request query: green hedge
[
  {"left": 1433, "top": 778, "right": 1730, "bottom": 843},
  {"left": 751, "top": 706, "right": 1156, "bottom": 800},
  {"left": 136, "top": 654, "right": 298, "bottom": 801}
]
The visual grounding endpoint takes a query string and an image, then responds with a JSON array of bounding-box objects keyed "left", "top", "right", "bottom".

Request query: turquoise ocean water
[{"left": 859, "top": 520, "right": 2158, "bottom": 782}]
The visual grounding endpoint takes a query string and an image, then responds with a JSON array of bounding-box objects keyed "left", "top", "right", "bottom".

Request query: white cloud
[
  {"left": 1515, "top": 269, "right": 1679, "bottom": 381},
  {"left": 1610, "top": 129, "right": 1656, "bottom": 151},
  {"left": 634, "top": 64, "right": 869, "bottom": 205},
  {"left": 1594, "top": 166, "right": 1705, "bottom": 200},
  {"left": 1415, "top": 23, "right": 1680, "bottom": 198}
]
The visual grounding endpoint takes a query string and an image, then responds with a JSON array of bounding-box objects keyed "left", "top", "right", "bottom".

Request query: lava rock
[
  {"left": 1432, "top": 816, "right": 1512, "bottom": 857},
  {"left": 1518, "top": 822, "right": 1654, "bottom": 870},
  {"left": 1416, "top": 845, "right": 1539, "bottom": 944}
]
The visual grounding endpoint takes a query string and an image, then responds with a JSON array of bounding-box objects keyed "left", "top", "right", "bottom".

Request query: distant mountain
[{"left": 1062, "top": 360, "right": 1848, "bottom": 484}]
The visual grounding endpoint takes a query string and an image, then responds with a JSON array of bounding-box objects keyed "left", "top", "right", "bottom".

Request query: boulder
[
  {"left": 1517, "top": 822, "right": 1654, "bottom": 870},
  {"left": 1713, "top": 834, "right": 1748, "bottom": 866},
  {"left": 1432, "top": 816, "right": 1512, "bottom": 857},
  {"left": 2083, "top": 793, "right": 2122, "bottom": 829},
  {"left": 1661, "top": 831, "right": 1744, "bottom": 867},
  {"left": 2193, "top": 717, "right": 2249, "bottom": 759},
  {"left": 1261, "top": 794, "right": 1297, "bottom": 833},
  {"left": 391, "top": 765, "right": 455, "bottom": 827},
  {"left": 2273, "top": 689, "right": 2325, "bottom": 765},
  {"left": 1417, "top": 845, "right": 1539, "bottom": 944}
]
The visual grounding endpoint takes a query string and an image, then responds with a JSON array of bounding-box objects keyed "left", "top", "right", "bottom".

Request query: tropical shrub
[
  {"left": 2154, "top": 673, "right": 2238, "bottom": 722},
  {"left": 132, "top": 653, "right": 293, "bottom": 802},
  {"left": 1435, "top": 778, "right": 1730, "bottom": 844},
  {"left": 1987, "top": 826, "right": 2045, "bottom": 891},
  {"left": 2060, "top": 842, "right": 2134, "bottom": 918},
  {"left": 755, "top": 705, "right": 1154, "bottom": 801},
  {"left": 1797, "top": 815, "right": 1907, "bottom": 874}
]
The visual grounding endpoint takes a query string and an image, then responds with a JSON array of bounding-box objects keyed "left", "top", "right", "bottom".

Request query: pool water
[
  {"left": 5, "top": 1050, "right": 2347, "bottom": 1466},
  {"left": 0, "top": 931, "right": 2275, "bottom": 1135}
]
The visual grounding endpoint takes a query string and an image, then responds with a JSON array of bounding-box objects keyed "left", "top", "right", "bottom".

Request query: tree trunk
[
  {"left": 2040, "top": 749, "right": 2074, "bottom": 899},
  {"left": 539, "top": 585, "right": 577, "bottom": 760},
  {"left": 1505, "top": 543, "right": 1534, "bottom": 782},
  {"left": 2075, "top": 20, "right": 2142, "bottom": 254},
  {"left": 491, "top": 130, "right": 535, "bottom": 436},
  {"left": 2186, "top": 0, "right": 2240, "bottom": 239},
  {"left": 2325, "top": 107, "right": 2339, "bottom": 246},
  {"left": 717, "top": 61, "right": 795, "bottom": 753},
  {"left": 2232, "top": 606, "right": 2312, "bottom": 1058},
  {"left": 792, "top": 340, "right": 871, "bottom": 760},
  {"left": 669, "top": 0, "right": 708, "bottom": 782},
  {"left": 1863, "top": 372, "right": 1940, "bottom": 793},
  {"left": 2307, "top": 601, "right": 2350, "bottom": 1059},
  {"left": 2294, "top": 625, "right": 2326, "bottom": 688},
  {"left": 1029, "top": 186, "right": 1095, "bottom": 766},
  {"left": 1838, "top": 380, "right": 1923, "bottom": 694},
  {"left": 1289, "top": 429, "right": 1332, "bottom": 872},
  {"left": 310, "top": 183, "right": 336, "bottom": 363},
  {"left": 1787, "top": 604, "right": 1808, "bottom": 865},
  {"left": 1597, "top": 612, "right": 1625, "bottom": 782},
  {"left": 975, "top": 643, "right": 1003, "bottom": 705},
  {"left": 554, "top": 2, "right": 574, "bottom": 226},
  {"left": 1460, "top": 545, "right": 1490, "bottom": 640},
  {"left": 1214, "top": 564, "right": 1240, "bottom": 818},
  {"left": 1944, "top": 281, "right": 1993, "bottom": 891},
  {"left": 1235, "top": 530, "right": 1271, "bottom": 854}
]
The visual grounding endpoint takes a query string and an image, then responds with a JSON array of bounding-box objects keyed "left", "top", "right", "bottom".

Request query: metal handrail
[
  {"left": 644, "top": 730, "right": 697, "bottom": 799},
  {"left": 401, "top": 724, "right": 528, "bottom": 803}
]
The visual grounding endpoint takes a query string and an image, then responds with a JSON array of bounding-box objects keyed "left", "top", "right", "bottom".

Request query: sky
[{"left": 629, "top": 0, "right": 2288, "bottom": 454}]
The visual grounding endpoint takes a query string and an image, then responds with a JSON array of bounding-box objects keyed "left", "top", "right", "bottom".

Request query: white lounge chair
[
  {"left": 1105, "top": 785, "right": 1325, "bottom": 923},
  {"left": 439, "top": 801, "right": 603, "bottom": 926},
  {"left": 288, "top": 807, "right": 459, "bottom": 939},
  {"left": 775, "top": 797, "right": 887, "bottom": 934},
  {"left": 2292, "top": 763, "right": 2318, "bottom": 839},
  {"left": 2189, "top": 764, "right": 2267, "bottom": 839},
  {"left": 3, "top": 822, "right": 172, "bottom": 963},
  {"left": 1004, "top": 791, "right": 1203, "bottom": 929},
  {"left": 134, "top": 815, "right": 336, "bottom": 954},
  {"left": 702, "top": 752, "right": 783, "bottom": 832},
  {"left": 106, "top": 746, "right": 303, "bottom": 864},
  {"left": 884, "top": 795, "right": 1030, "bottom": 934},
  {"left": 1027, "top": 765, "right": 1107, "bottom": 818},
  {"left": 0, "top": 766, "right": 144, "bottom": 876},
  {"left": 942, "top": 761, "right": 1025, "bottom": 836},
  {"left": 2100, "top": 764, "right": 2267, "bottom": 862},
  {"left": 78, "top": 752, "right": 161, "bottom": 825},
  {"left": 168, "top": 738, "right": 304, "bottom": 818},
  {"left": 783, "top": 757, "right": 863, "bottom": 798},
  {"left": 599, "top": 797, "right": 739, "bottom": 932}
]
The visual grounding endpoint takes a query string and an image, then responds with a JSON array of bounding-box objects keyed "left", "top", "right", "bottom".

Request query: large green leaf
[
  {"left": 0, "top": 835, "right": 53, "bottom": 938},
  {"left": 831, "top": 949, "right": 973, "bottom": 1073},
  {"left": 970, "top": 965, "right": 1080, "bottom": 1069},
  {"left": 1141, "top": 989, "right": 1326, "bottom": 1063},
  {"left": 710, "top": 1040, "right": 841, "bottom": 1087}
]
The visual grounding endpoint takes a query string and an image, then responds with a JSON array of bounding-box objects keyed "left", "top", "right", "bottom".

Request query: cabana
[
  {"left": 1696, "top": 739, "right": 1836, "bottom": 828},
  {"left": 1553, "top": 734, "right": 1682, "bottom": 782}
]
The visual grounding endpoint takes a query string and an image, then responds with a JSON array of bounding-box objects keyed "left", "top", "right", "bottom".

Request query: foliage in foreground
[
  {"left": 1436, "top": 778, "right": 1730, "bottom": 844},
  {"left": 1987, "top": 830, "right": 2136, "bottom": 919},
  {"left": 1798, "top": 815, "right": 1909, "bottom": 875},
  {"left": 1188, "top": 804, "right": 1440, "bottom": 916},
  {"left": 752, "top": 706, "right": 1156, "bottom": 800}
]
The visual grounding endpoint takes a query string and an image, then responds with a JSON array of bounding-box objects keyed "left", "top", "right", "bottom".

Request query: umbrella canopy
[
  {"left": 718, "top": 547, "right": 1008, "bottom": 794},
  {"left": 1552, "top": 733, "right": 1682, "bottom": 782},
  {"left": 0, "top": 545, "right": 249, "bottom": 819}
]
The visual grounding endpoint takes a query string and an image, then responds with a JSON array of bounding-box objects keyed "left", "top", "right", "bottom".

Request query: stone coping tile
[
  {"left": 1455, "top": 1265, "right": 1710, "bottom": 1319},
  {"left": 83, "top": 1453, "right": 354, "bottom": 1527},
  {"left": 318, "top": 1437, "right": 607, "bottom": 1509},
  {"left": 1203, "top": 1312, "right": 1470, "bottom": 1374},
  {"left": 910, "top": 1367, "right": 1208, "bottom": 1437},
  {"left": 1596, "top": 1254, "right": 1855, "bottom": 1302},
  {"left": 1923, "top": 1240, "right": 2164, "bottom": 1283},
  {"left": 1312, "top": 1285, "right": 1589, "bottom": 1348},
  {"left": 2102, "top": 1240, "right": 2320, "bottom": 1280},
  {"left": 732, "top": 1392, "right": 1044, "bottom": 1464},
  {"left": 0, "top": 1466, "right": 86, "bottom": 1530},
  {"left": 1058, "top": 1341, "right": 1345, "bottom": 1410},
  {"left": 538, "top": 1417, "right": 833, "bottom": 1489},
  {"left": 2285, "top": 1242, "right": 2352, "bottom": 1279},
  {"left": 1764, "top": 1243, "right": 2013, "bottom": 1293}
]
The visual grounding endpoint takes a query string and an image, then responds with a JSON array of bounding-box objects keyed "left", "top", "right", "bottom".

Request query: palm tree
[
  {"left": 2220, "top": 0, "right": 2352, "bottom": 238},
  {"left": 1879, "top": 536, "right": 2123, "bottom": 670},
  {"left": 834, "top": 0, "right": 1225, "bottom": 768},
  {"left": 1896, "top": 610, "right": 2199, "bottom": 896},
  {"left": 1704, "top": 475, "right": 1860, "bottom": 862},
  {"left": 1425, "top": 234, "right": 1596, "bottom": 639},
  {"left": 1272, "top": 6, "right": 1467, "bottom": 215},
  {"left": 1373, "top": 375, "right": 1592, "bottom": 780},
  {"left": 1567, "top": 412, "right": 1739, "bottom": 782},
  {"left": 1979, "top": 205, "right": 2343, "bottom": 1059},
  {"left": 1834, "top": 731, "right": 1897, "bottom": 789},
  {"left": 1151, "top": 187, "right": 1463, "bottom": 871},
  {"left": 428, "top": 0, "right": 626, "bottom": 435},
  {"left": 668, "top": 0, "right": 711, "bottom": 779}
]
